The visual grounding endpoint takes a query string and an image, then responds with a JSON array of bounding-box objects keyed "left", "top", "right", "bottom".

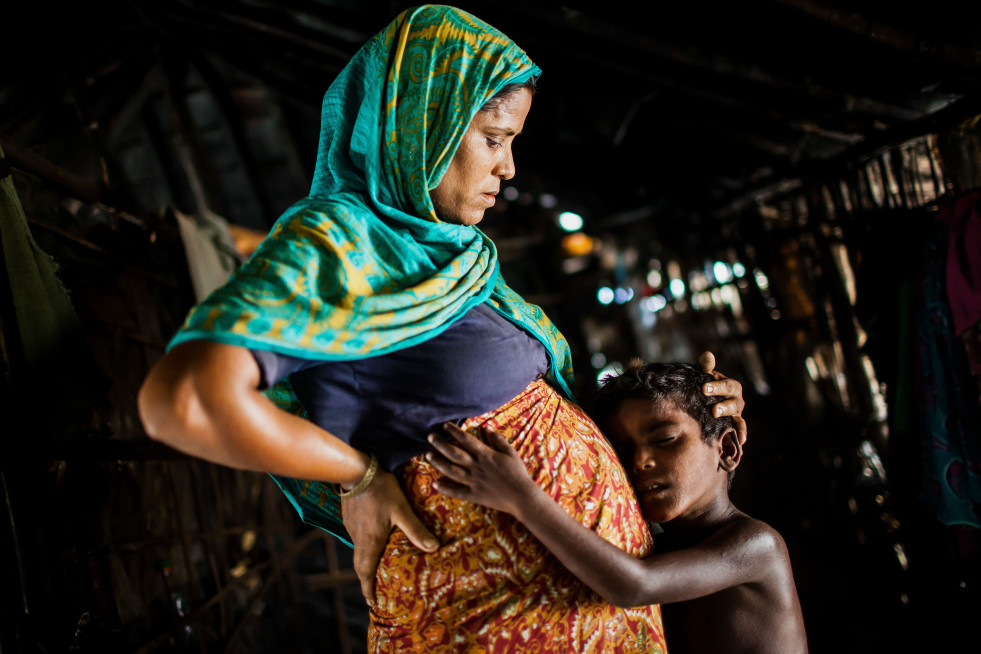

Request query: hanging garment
[
  {"left": 0, "top": 143, "right": 83, "bottom": 371},
  {"left": 937, "top": 190, "right": 981, "bottom": 337},
  {"left": 916, "top": 219, "right": 981, "bottom": 528},
  {"left": 172, "top": 208, "right": 244, "bottom": 303}
]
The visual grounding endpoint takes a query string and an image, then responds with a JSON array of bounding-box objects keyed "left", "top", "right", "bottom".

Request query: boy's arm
[{"left": 428, "top": 423, "right": 779, "bottom": 608}]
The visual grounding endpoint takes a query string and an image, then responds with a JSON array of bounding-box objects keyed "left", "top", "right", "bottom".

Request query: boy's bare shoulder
[{"left": 709, "top": 514, "right": 793, "bottom": 572}]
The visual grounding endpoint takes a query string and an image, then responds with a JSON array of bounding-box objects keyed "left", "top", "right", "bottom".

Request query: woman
[{"left": 139, "top": 5, "right": 745, "bottom": 651}]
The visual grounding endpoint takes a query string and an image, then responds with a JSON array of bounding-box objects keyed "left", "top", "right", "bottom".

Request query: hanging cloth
[
  {"left": 938, "top": 190, "right": 981, "bottom": 337},
  {"left": 916, "top": 218, "right": 981, "bottom": 528}
]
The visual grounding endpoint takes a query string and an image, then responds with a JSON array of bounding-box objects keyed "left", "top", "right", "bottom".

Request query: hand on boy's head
[
  {"left": 426, "top": 423, "right": 532, "bottom": 516},
  {"left": 698, "top": 351, "right": 717, "bottom": 373},
  {"left": 698, "top": 351, "right": 748, "bottom": 446}
]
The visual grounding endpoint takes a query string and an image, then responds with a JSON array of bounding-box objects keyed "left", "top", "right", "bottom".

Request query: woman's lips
[{"left": 480, "top": 192, "right": 496, "bottom": 206}]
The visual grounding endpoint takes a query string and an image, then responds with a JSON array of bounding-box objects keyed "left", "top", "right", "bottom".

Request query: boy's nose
[{"left": 633, "top": 454, "right": 656, "bottom": 473}]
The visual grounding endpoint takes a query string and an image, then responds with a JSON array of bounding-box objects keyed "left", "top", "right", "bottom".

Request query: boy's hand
[
  {"left": 426, "top": 422, "right": 533, "bottom": 516},
  {"left": 698, "top": 351, "right": 748, "bottom": 446}
]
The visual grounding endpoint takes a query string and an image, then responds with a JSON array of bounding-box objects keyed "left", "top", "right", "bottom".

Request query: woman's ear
[{"left": 719, "top": 428, "right": 742, "bottom": 473}]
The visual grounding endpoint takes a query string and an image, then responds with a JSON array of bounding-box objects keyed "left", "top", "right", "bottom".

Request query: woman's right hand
[
  {"left": 341, "top": 471, "right": 439, "bottom": 607},
  {"left": 698, "top": 351, "right": 748, "bottom": 446}
]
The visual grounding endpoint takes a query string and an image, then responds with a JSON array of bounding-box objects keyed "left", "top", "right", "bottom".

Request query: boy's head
[{"left": 589, "top": 360, "right": 742, "bottom": 524}]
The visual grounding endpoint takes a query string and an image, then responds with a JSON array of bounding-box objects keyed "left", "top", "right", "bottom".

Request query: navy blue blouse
[{"left": 252, "top": 303, "right": 548, "bottom": 472}]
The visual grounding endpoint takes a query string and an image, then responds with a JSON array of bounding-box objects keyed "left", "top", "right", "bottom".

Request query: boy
[{"left": 426, "top": 361, "right": 808, "bottom": 654}]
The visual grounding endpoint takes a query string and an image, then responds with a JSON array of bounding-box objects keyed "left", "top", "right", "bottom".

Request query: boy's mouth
[{"left": 638, "top": 482, "right": 665, "bottom": 496}]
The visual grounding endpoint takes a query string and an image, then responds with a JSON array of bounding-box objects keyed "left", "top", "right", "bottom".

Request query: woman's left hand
[
  {"left": 341, "top": 470, "right": 439, "bottom": 607},
  {"left": 698, "top": 351, "right": 748, "bottom": 446}
]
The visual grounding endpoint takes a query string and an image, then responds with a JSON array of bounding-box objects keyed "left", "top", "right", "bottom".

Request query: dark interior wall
[{"left": 2, "top": 2, "right": 980, "bottom": 653}]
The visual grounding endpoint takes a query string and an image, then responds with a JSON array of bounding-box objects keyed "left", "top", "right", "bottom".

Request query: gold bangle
[{"left": 337, "top": 452, "right": 379, "bottom": 499}]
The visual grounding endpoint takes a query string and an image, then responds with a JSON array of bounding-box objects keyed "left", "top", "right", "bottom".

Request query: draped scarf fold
[{"left": 166, "top": 5, "right": 574, "bottom": 541}]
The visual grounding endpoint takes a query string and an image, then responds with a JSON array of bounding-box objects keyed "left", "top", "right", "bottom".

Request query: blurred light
[
  {"left": 713, "top": 261, "right": 733, "bottom": 284},
  {"left": 691, "top": 291, "right": 710, "bottom": 310},
  {"left": 614, "top": 286, "right": 634, "bottom": 304},
  {"left": 732, "top": 262, "right": 746, "bottom": 278},
  {"left": 860, "top": 440, "right": 887, "bottom": 482},
  {"left": 642, "top": 295, "right": 667, "bottom": 312},
  {"left": 590, "top": 352, "right": 607, "bottom": 369},
  {"left": 558, "top": 211, "right": 584, "bottom": 232},
  {"left": 770, "top": 309, "right": 781, "bottom": 320},
  {"left": 539, "top": 193, "right": 558, "bottom": 208},
  {"left": 561, "top": 232, "right": 594, "bottom": 257},
  {"left": 893, "top": 543, "right": 909, "bottom": 571},
  {"left": 805, "top": 356, "right": 819, "bottom": 381},
  {"left": 688, "top": 271, "right": 708, "bottom": 292},
  {"left": 669, "top": 278, "right": 685, "bottom": 297},
  {"left": 753, "top": 268, "right": 770, "bottom": 290},
  {"left": 561, "top": 257, "right": 590, "bottom": 275},
  {"left": 647, "top": 269, "right": 663, "bottom": 288},
  {"left": 720, "top": 284, "right": 742, "bottom": 317},
  {"left": 711, "top": 287, "right": 723, "bottom": 308},
  {"left": 503, "top": 186, "right": 519, "bottom": 201},
  {"left": 597, "top": 286, "right": 615, "bottom": 305}
]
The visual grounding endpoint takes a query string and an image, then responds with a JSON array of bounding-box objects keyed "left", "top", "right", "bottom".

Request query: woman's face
[{"left": 430, "top": 87, "right": 533, "bottom": 225}]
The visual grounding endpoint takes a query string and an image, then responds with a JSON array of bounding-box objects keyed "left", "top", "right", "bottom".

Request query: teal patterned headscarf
[{"left": 167, "top": 5, "right": 574, "bottom": 543}]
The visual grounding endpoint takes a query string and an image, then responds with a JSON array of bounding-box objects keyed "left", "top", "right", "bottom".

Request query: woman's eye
[{"left": 485, "top": 138, "right": 502, "bottom": 148}]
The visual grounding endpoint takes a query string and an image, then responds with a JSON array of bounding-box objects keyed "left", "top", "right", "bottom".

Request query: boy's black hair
[{"left": 589, "top": 360, "right": 735, "bottom": 446}]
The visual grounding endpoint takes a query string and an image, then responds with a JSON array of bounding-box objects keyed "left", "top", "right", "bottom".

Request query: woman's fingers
[
  {"left": 703, "top": 378, "right": 745, "bottom": 411},
  {"left": 732, "top": 415, "right": 748, "bottom": 446},
  {"left": 698, "top": 351, "right": 716, "bottom": 374},
  {"left": 342, "top": 471, "right": 408, "bottom": 606},
  {"left": 391, "top": 501, "right": 439, "bottom": 553}
]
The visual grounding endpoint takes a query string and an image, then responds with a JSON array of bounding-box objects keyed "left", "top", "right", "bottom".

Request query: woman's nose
[{"left": 494, "top": 146, "right": 516, "bottom": 180}]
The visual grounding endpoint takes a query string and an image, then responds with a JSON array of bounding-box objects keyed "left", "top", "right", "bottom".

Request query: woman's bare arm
[
  {"left": 429, "top": 424, "right": 775, "bottom": 607},
  {"left": 139, "top": 340, "right": 370, "bottom": 483},
  {"left": 139, "top": 339, "right": 438, "bottom": 606}
]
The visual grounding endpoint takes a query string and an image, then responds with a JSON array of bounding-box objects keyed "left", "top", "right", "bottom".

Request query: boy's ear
[{"left": 719, "top": 428, "right": 742, "bottom": 473}]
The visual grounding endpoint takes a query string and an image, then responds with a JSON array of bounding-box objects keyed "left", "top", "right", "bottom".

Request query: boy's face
[{"left": 605, "top": 397, "right": 726, "bottom": 525}]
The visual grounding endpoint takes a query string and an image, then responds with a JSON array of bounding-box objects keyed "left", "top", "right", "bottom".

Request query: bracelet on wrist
[{"left": 337, "top": 452, "right": 379, "bottom": 499}]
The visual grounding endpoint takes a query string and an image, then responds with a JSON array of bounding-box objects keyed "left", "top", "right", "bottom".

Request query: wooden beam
[
  {"left": 0, "top": 133, "right": 105, "bottom": 204},
  {"left": 773, "top": 0, "right": 981, "bottom": 69}
]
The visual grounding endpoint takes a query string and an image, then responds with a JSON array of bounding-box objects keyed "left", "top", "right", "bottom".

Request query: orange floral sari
[{"left": 369, "top": 379, "right": 666, "bottom": 653}]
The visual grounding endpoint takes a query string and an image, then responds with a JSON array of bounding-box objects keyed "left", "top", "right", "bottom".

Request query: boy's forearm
[{"left": 512, "top": 485, "right": 649, "bottom": 607}]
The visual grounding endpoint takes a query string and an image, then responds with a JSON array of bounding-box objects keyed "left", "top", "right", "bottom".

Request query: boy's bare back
[{"left": 658, "top": 515, "right": 808, "bottom": 654}]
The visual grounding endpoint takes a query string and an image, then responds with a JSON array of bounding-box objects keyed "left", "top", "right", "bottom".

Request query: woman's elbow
[{"left": 137, "top": 361, "right": 203, "bottom": 448}]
